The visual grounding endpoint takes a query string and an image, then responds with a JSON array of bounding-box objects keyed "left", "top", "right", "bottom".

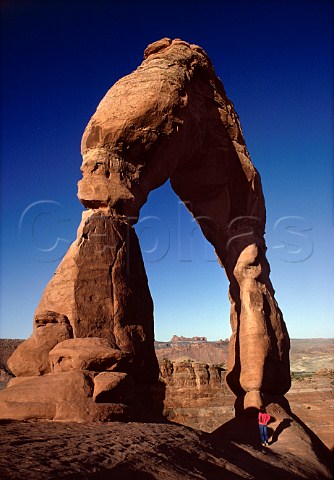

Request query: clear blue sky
[{"left": 1, "top": 0, "right": 333, "bottom": 341}]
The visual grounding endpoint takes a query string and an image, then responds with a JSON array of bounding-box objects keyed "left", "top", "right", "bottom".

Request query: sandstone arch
[
  {"left": 78, "top": 37, "right": 290, "bottom": 407},
  {"left": 4, "top": 38, "right": 290, "bottom": 417}
]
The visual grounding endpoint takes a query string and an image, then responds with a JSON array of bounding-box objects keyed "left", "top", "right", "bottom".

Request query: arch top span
[{"left": 78, "top": 38, "right": 260, "bottom": 224}]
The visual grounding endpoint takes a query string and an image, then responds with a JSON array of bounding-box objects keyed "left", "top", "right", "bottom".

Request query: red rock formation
[
  {"left": 160, "top": 360, "right": 234, "bottom": 432},
  {"left": 33, "top": 212, "right": 158, "bottom": 384},
  {"left": 158, "top": 360, "right": 334, "bottom": 451},
  {"left": 0, "top": 37, "right": 290, "bottom": 420},
  {"left": 48, "top": 338, "right": 129, "bottom": 373},
  {"left": 7, "top": 315, "right": 72, "bottom": 376},
  {"left": 78, "top": 37, "right": 290, "bottom": 409},
  {"left": 0, "top": 372, "right": 129, "bottom": 422}
]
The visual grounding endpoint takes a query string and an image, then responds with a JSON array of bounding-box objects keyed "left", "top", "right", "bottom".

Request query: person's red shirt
[{"left": 258, "top": 412, "right": 270, "bottom": 425}]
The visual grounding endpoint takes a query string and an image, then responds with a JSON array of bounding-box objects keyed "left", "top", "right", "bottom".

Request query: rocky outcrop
[
  {"left": 170, "top": 335, "right": 208, "bottom": 343},
  {"left": 159, "top": 360, "right": 234, "bottom": 432},
  {"left": 33, "top": 213, "right": 158, "bottom": 384},
  {"left": 0, "top": 37, "right": 290, "bottom": 421},
  {"left": 49, "top": 338, "right": 129, "bottom": 373},
  {"left": 8, "top": 320, "right": 73, "bottom": 376},
  {"left": 0, "top": 371, "right": 129, "bottom": 422},
  {"left": 93, "top": 371, "right": 135, "bottom": 403},
  {"left": 0, "top": 338, "right": 148, "bottom": 422},
  {"left": 155, "top": 338, "right": 229, "bottom": 365}
]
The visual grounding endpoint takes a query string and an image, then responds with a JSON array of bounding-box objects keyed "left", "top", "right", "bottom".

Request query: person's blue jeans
[{"left": 259, "top": 424, "right": 268, "bottom": 444}]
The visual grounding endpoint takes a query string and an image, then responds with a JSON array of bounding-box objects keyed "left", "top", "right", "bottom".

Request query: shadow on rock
[
  {"left": 271, "top": 418, "right": 292, "bottom": 444},
  {"left": 289, "top": 410, "right": 334, "bottom": 472},
  {"left": 210, "top": 405, "right": 333, "bottom": 480},
  {"left": 211, "top": 415, "right": 264, "bottom": 449}
]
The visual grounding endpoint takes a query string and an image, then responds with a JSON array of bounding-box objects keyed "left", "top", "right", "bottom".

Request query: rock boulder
[
  {"left": 93, "top": 371, "right": 135, "bottom": 403},
  {"left": 7, "top": 322, "right": 73, "bottom": 377},
  {"left": 1, "top": 371, "right": 130, "bottom": 422},
  {"left": 49, "top": 337, "right": 129, "bottom": 373}
]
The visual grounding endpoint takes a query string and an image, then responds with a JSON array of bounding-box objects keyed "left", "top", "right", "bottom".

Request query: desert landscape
[
  {"left": 1, "top": 31, "right": 333, "bottom": 480},
  {"left": 1, "top": 342, "right": 331, "bottom": 475},
  {"left": 1, "top": 337, "right": 333, "bottom": 448},
  {"left": 0, "top": 336, "right": 333, "bottom": 479}
]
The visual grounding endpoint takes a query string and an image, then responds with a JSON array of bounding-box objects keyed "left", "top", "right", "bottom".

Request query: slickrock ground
[
  {"left": 0, "top": 339, "right": 333, "bottom": 479},
  {"left": 0, "top": 408, "right": 332, "bottom": 480},
  {"left": 286, "top": 373, "right": 334, "bottom": 450}
]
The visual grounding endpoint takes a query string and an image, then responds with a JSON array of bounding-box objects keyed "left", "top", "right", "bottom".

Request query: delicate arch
[{"left": 34, "top": 38, "right": 290, "bottom": 410}]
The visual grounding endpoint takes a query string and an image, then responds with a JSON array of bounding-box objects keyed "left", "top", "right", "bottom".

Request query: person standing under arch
[{"left": 258, "top": 405, "right": 271, "bottom": 446}]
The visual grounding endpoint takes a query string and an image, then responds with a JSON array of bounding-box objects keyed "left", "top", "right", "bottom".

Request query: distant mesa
[{"left": 170, "top": 335, "right": 208, "bottom": 343}]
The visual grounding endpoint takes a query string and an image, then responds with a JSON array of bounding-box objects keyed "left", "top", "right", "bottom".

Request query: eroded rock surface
[
  {"left": 93, "top": 371, "right": 135, "bottom": 403},
  {"left": 160, "top": 360, "right": 234, "bottom": 432},
  {"left": 8, "top": 322, "right": 73, "bottom": 377},
  {"left": 157, "top": 360, "right": 334, "bottom": 451},
  {"left": 49, "top": 337, "right": 128, "bottom": 373},
  {"left": 34, "top": 212, "right": 158, "bottom": 384},
  {"left": 0, "top": 413, "right": 332, "bottom": 480},
  {"left": 0, "top": 371, "right": 128, "bottom": 422}
]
